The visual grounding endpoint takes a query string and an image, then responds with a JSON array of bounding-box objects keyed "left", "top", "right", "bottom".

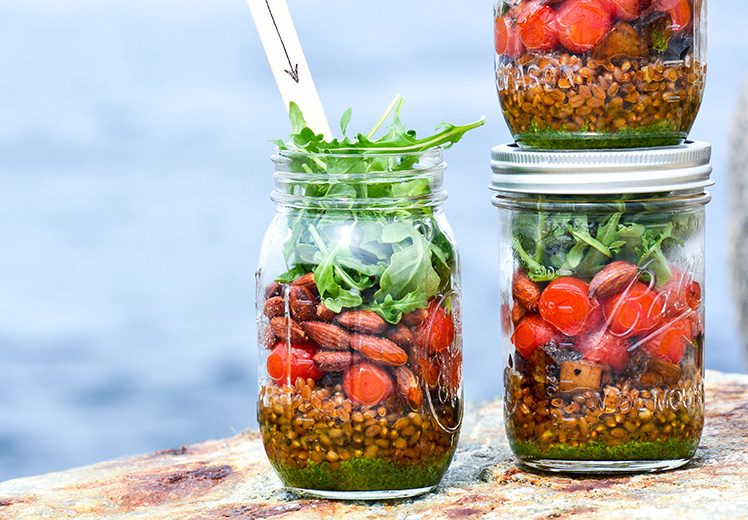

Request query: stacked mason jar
[{"left": 491, "top": 0, "right": 711, "bottom": 473}]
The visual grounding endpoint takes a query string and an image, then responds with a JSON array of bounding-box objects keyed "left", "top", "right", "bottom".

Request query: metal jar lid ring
[{"left": 489, "top": 141, "right": 713, "bottom": 195}]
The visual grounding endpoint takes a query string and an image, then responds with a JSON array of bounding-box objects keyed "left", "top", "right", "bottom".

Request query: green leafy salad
[
  {"left": 511, "top": 198, "right": 701, "bottom": 285},
  {"left": 271, "top": 95, "right": 484, "bottom": 323}
]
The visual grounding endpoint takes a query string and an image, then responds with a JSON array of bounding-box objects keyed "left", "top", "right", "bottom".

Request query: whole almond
[
  {"left": 291, "top": 272, "right": 318, "bottom": 296},
  {"left": 289, "top": 285, "right": 317, "bottom": 322},
  {"left": 260, "top": 326, "right": 277, "bottom": 349},
  {"left": 316, "top": 303, "right": 338, "bottom": 322},
  {"left": 385, "top": 323, "right": 415, "bottom": 348},
  {"left": 264, "top": 281, "right": 283, "bottom": 299},
  {"left": 513, "top": 271, "right": 541, "bottom": 311},
  {"left": 301, "top": 321, "right": 351, "bottom": 351},
  {"left": 511, "top": 301, "right": 526, "bottom": 326},
  {"left": 270, "top": 316, "right": 307, "bottom": 343},
  {"left": 401, "top": 308, "right": 429, "bottom": 328},
  {"left": 350, "top": 333, "right": 407, "bottom": 366},
  {"left": 313, "top": 351, "right": 361, "bottom": 372},
  {"left": 262, "top": 296, "right": 285, "bottom": 319},
  {"left": 336, "top": 310, "right": 386, "bottom": 335},
  {"left": 588, "top": 260, "right": 638, "bottom": 300},
  {"left": 392, "top": 365, "right": 423, "bottom": 410}
]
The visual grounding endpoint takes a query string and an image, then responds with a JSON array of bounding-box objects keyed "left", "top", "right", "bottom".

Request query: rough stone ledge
[{"left": 1, "top": 370, "right": 748, "bottom": 519}]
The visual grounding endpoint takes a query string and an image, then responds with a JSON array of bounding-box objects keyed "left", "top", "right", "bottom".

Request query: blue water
[{"left": 1, "top": 0, "right": 747, "bottom": 482}]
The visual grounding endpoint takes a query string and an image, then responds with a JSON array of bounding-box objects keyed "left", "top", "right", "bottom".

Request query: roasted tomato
[
  {"left": 538, "top": 277, "right": 594, "bottom": 336},
  {"left": 556, "top": 0, "right": 614, "bottom": 54},
  {"left": 517, "top": 0, "right": 559, "bottom": 51},
  {"left": 342, "top": 362, "right": 394, "bottom": 406},
  {"left": 495, "top": 13, "right": 526, "bottom": 58},
  {"left": 412, "top": 300, "right": 456, "bottom": 355},
  {"left": 642, "top": 318, "right": 692, "bottom": 364},
  {"left": 266, "top": 341, "right": 323, "bottom": 385},
  {"left": 576, "top": 326, "right": 631, "bottom": 372},
  {"left": 512, "top": 314, "right": 563, "bottom": 359},
  {"left": 603, "top": 281, "right": 665, "bottom": 337}
]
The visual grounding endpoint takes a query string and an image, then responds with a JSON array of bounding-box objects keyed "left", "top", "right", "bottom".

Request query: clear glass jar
[
  {"left": 256, "top": 149, "right": 463, "bottom": 499},
  {"left": 490, "top": 143, "right": 711, "bottom": 473},
  {"left": 494, "top": 0, "right": 706, "bottom": 149}
]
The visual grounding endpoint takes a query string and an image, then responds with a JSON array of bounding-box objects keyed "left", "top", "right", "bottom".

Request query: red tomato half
[
  {"left": 576, "top": 327, "right": 631, "bottom": 372},
  {"left": 642, "top": 318, "right": 692, "bottom": 364},
  {"left": 495, "top": 13, "right": 526, "bottom": 59},
  {"left": 512, "top": 314, "right": 562, "bottom": 359},
  {"left": 655, "top": 0, "right": 691, "bottom": 31},
  {"left": 412, "top": 300, "right": 455, "bottom": 355},
  {"left": 538, "top": 277, "right": 594, "bottom": 336},
  {"left": 342, "top": 363, "right": 394, "bottom": 406},
  {"left": 266, "top": 341, "right": 323, "bottom": 385},
  {"left": 607, "top": 0, "right": 641, "bottom": 21},
  {"left": 659, "top": 268, "right": 702, "bottom": 319},
  {"left": 556, "top": 0, "right": 613, "bottom": 54},
  {"left": 603, "top": 282, "right": 665, "bottom": 337},
  {"left": 517, "top": 0, "right": 559, "bottom": 51}
]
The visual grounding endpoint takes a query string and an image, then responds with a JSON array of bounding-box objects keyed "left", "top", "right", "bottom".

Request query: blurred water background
[{"left": 1, "top": 0, "right": 747, "bottom": 482}]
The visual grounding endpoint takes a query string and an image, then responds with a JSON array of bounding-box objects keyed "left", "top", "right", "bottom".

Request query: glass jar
[
  {"left": 256, "top": 149, "right": 463, "bottom": 499},
  {"left": 490, "top": 142, "right": 712, "bottom": 473},
  {"left": 494, "top": 0, "right": 706, "bottom": 149}
]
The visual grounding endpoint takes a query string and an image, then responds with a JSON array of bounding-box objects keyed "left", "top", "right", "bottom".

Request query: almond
[
  {"left": 392, "top": 365, "right": 423, "bottom": 410},
  {"left": 264, "top": 281, "right": 283, "bottom": 299},
  {"left": 313, "top": 351, "right": 361, "bottom": 372},
  {"left": 385, "top": 323, "right": 415, "bottom": 348},
  {"left": 260, "top": 326, "right": 277, "bottom": 349},
  {"left": 335, "top": 310, "right": 386, "bottom": 335},
  {"left": 350, "top": 333, "right": 407, "bottom": 366},
  {"left": 401, "top": 308, "right": 428, "bottom": 328},
  {"left": 513, "top": 271, "right": 541, "bottom": 311},
  {"left": 588, "top": 260, "right": 638, "bottom": 300},
  {"left": 511, "top": 301, "right": 526, "bottom": 326},
  {"left": 262, "top": 296, "right": 285, "bottom": 319},
  {"left": 301, "top": 321, "right": 350, "bottom": 351},
  {"left": 289, "top": 285, "right": 317, "bottom": 322},
  {"left": 291, "top": 272, "right": 318, "bottom": 296},
  {"left": 270, "top": 316, "right": 307, "bottom": 343},
  {"left": 316, "top": 303, "right": 338, "bottom": 322}
]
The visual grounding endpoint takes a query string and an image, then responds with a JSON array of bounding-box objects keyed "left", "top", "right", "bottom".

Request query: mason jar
[
  {"left": 490, "top": 142, "right": 712, "bottom": 473},
  {"left": 494, "top": 0, "right": 706, "bottom": 149},
  {"left": 256, "top": 149, "right": 463, "bottom": 499}
]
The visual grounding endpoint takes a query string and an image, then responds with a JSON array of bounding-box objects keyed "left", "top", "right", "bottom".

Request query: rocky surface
[{"left": 1, "top": 371, "right": 748, "bottom": 519}]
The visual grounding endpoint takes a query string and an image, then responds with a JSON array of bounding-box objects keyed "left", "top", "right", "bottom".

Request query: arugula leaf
[{"left": 272, "top": 97, "right": 481, "bottom": 322}]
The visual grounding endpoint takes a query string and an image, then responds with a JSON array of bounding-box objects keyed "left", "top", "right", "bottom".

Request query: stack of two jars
[{"left": 493, "top": 0, "right": 712, "bottom": 472}]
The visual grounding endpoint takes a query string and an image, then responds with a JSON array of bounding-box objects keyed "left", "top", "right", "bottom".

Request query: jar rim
[{"left": 489, "top": 141, "right": 713, "bottom": 195}]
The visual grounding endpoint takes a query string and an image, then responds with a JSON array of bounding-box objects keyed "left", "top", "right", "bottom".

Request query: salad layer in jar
[
  {"left": 501, "top": 194, "right": 705, "bottom": 469},
  {"left": 257, "top": 98, "right": 482, "bottom": 496},
  {"left": 494, "top": 0, "right": 705, "bottom": 148}
]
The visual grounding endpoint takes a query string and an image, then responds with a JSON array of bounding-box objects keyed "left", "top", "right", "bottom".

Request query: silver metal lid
[{"left": 489, "top": 141, "right": 713, "bottom": 195}]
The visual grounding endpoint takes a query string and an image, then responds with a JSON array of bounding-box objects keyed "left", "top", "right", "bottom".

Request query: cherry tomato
[
  {"left": 538, "top": 277, "right": 593, "bottom": 336},
  {"left": 642, "top": 318, "right": 692, "bottom": 364},
  {"left": 556, "top": 0, "right": 613, "bottom": 54},
  {"left": 342, "top": 362, "right": 394, "bottom": 406},
  {"left": 659, "top": 268, "right": 702, "bottom": 319},
  {"left": 607, "top": 0, "right": 641, "bottom": 21},
  {"left": 655, "top": 0, "right": 691, "bottom": 31},
  {"left": 576, "top": 327, "right": 631, "bottom": 372},
  {"left": 495, "top": 13, "right": 526, "bottom": 59},
  {"left": 412, "top": 300, "right": 455, "bottom": 355},
  {"left": 517, "top": 0, "right": 559, "bottom": 51},
  {"left": 512, "top": 314, "right": 562, "bottom": 359},
  {"left": 266, "top": 341, "right": 322, "bottom": 386},
  {"left": 603, "top": 282, "right": 665, "bottom": 336}
]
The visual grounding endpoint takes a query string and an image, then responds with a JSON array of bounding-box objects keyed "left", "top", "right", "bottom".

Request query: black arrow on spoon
[{"left": 265, "top": 0, "right": 299, "bottom": 83}]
